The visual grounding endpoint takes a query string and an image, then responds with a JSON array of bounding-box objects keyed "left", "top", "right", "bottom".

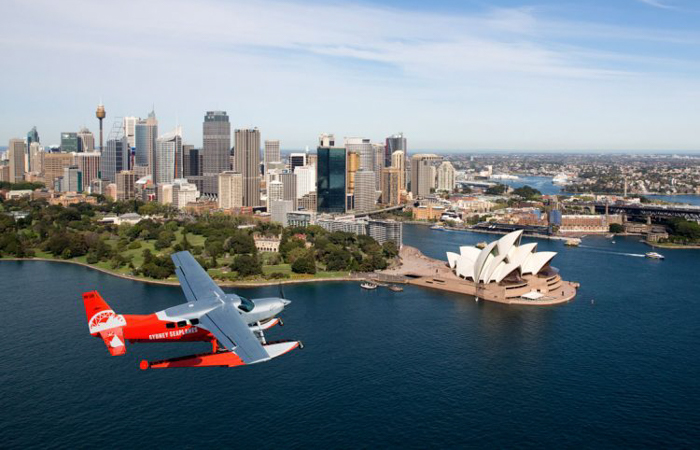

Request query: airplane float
[{"left": 83, "top": 251, "right": 302, "bottom": 369}]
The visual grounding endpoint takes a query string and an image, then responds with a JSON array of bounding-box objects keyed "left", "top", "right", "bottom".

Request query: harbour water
[{"left": 1, "top": 225, "right": 699, "bottom": 448}]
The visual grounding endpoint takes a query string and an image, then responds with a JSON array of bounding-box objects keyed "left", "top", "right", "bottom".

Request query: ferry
[
  {"left": 564, "top": 238, "right": 581, "bottom": 247},
  {"left": 645, "top": 252, "right": 665, "bottom": 260},
  {"left": 360, "top": 282, "right": 378, "bottom": 290}
]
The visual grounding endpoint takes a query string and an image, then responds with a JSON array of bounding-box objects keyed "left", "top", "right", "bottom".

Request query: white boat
[
  {"left": 360, "top": 282, "right": 378, "bottom": 290},
  {"left": 430, "top": 224, "right": 445, "bottom": 230},
  {"left": 552, "top": 173, "right": 571, "bottom": 185},
  {"left": 564, "top": 238, "right": 581, "bottom": 247},
  {"left": 645, "top": 252, "right": 665, "bottom": 260}
]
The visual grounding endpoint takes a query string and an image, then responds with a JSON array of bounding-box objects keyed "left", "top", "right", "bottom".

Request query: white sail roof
[{"left": 446, "top": 230, "right": 557, "bottom": 283}]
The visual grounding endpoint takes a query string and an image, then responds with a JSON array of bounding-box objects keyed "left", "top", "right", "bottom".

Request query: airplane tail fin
[{"left": 83, "top": 291, "right": 127, "bottom": 356}]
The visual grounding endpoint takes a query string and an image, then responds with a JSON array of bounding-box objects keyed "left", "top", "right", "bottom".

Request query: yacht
[{"left": 360, "top": 282, "right": 378, "bottom": 290}]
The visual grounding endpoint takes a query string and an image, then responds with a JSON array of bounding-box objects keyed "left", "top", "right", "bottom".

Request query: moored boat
[
  {"left": 388, "top": 285, "right": 404, "bottom": 292},
  {"left": 360, "top": 282, "right": 378, "bottom": 290}
]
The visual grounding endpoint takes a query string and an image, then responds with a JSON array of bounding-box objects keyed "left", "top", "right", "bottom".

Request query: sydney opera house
[{"left": 406, "top": 230, "right": 577, "bottom": 305}]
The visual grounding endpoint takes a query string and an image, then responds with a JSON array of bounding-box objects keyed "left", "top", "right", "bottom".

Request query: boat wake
[{"left": 577, "top": 245, "right": 645, "bottom": 258}]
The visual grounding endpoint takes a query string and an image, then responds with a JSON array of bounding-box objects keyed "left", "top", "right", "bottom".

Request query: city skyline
[{"left": 1, "top": 0, "right": 699, "bottom": 151}]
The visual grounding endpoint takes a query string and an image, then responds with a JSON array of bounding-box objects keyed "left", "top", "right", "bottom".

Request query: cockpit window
[{"left": 237, "top": 296, "right": 255, "bottom": 312}]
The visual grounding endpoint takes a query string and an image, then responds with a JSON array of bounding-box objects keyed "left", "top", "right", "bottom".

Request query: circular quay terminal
[{"left": 395, "top": 230, "right": 577, "bottom": 305}]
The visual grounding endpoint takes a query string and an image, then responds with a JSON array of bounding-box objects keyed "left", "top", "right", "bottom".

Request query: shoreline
[
  {"left": 643, "top": 242, "right": 700, "bottom": 250},
  {"left": 0, "top": 257, "right": 360, "bottom": 288}
]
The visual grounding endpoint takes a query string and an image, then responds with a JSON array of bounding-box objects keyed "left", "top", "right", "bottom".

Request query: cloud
[
  {"left": 0, "top": 0, "right": 698, "bottom": 150},
  {"left": 635, "top": 0, "right": 675, "bottom": 9}
]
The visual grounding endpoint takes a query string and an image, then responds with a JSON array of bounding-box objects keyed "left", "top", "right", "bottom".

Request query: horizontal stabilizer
[{"left": 99, "top": 328, "right": 126, "bottom": 356}]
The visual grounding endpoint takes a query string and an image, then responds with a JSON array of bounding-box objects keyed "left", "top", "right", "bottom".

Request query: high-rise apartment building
[
  {"left": 354, "top": 170, "right": 376, "bottom": 213},
  {"left": 381, "top": 167, "right": 401, "bottom": 206},
  {"left": 202, "top": 111, "right": 231, "bottom": 196},
  {"left": 77, "top": 128, "right": 95, "bottom": 152},
  {"left": 134, "top": 110, "right": 158, "bottom": 170},
  {"left": 436, "top": 161, "right": 456, "bottom": 192},
  {"left": 101, "top": 137, "right": 129, "bottom": 183},
  {"left": 75, "top": 152, "right": 101, "bottom": 187},
  {"left": 234, "top": 128, "right": 261, "bottom": 207},
  {"left": 264, "top": 140, "right": 280, "bottom": 172},
  {"left": 218, "top": 171, "right": 243, "bottom": 209},
  {"left": 317, "top": 134, "right": 346, "bottom": 214},
  {"left": 153, "top": 127, "right": 182, "bottom": 185},
  {"left": 61, "top": 132, "right": 80, "bottom": 153},
  {"left": 8, "top": 139, "right": 26, "bottom": 183}
]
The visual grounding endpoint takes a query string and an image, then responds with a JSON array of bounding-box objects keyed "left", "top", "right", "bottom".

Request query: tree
[
  {"left": 382, "top": 241, "right": 399, "bottom": 259},
  {"left": 292, "top": 251, "right": 316, "bottom": 274},
  {"left": 609, "top": 223, "right": 624, "bottom": 233},
  {"left": 225, "top": 233, "right": 256, "bottom": 255},
  {"left": 231, "top": 254, "right": 263, "bottom": 277},
  {"left": 325, "top": 247, "right": 352, "bottom": 271},
  {"left": 512, "top": 185, "right": 541, "bottom": 200},
  {"left": 485, "top": 184, "right": 507, "bottom": 195}
]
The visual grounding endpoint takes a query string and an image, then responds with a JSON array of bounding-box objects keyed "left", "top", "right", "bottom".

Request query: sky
[{"left": 1, "top": 0, "right": 699, "bottom": 151}]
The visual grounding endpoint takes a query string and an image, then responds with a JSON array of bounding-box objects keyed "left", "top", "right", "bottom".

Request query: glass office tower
[{"left": 316, "top": 146, "right": 346, "bottom": 213}]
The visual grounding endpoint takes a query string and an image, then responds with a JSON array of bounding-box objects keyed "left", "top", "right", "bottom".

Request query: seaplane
[{"left": 83, "top": 251, "right": 302, "bottom": 369}]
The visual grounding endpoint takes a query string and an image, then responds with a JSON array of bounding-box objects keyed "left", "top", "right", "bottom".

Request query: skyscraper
[
  {"left": 116, "top": 170, "right": 136, "bottom": 200},
  {"left": 43, "top": 153, "right": 74, "bottom": 188},
  {"left": 345, "top": 150, "right": 359, "bottom": 196},
  {"left": 123, "top": 117, "right": 139, "bottom": 150},
  {"left": 411, "top": 154, "right": 441, "bottom": 198},
  {"left": 202, "top": 111, "right": 231, "bottom": 196},
  {"left": 354, "top": 169, "right": 376, "bottom": 213},
  {"left": 8, "top": 139, "right": 26, "bottom": 183},
  {"left": 437, "top": 161, "right": 456, "bottom": 192},
  {"left": 316, "top": 134, "right": 346, "bottom": 214},
  {"left": 264, "top": 140, "right": 280, "bottom": 172},
  {"left": 61, "top": 165, "right": 82, "bottom": 192},
  {"left": 28, "top": 142, "right": 42, "bottom": 174},
  {"left": 75, "top": 152, "right": 101, "bottom": 187},
  {"left": 134, "top": 110, "right": 158, "bottom": 171},
  {"left": 381, "top": 167, "right": 401, "bottom": 205},
  {"left": 391, "top": 150, "right": 406, "bottom": 191},
  {"left": 153, "top": 127, "right": 182, "bottom": 185},
  {"left": 279, "top": 172, "right": 297, "bottom": 208},
  {"left": 218, "top": 171, "right": 243, "bottom": 209},
  {"left": 268, "top": 180, "right": 284, "bottom": 203},
  {"left": 345, "top": 137, "right": 373, "bottom": 171},
  {"left": 289, "top": 152, "right": 306, "bottom": 172},
  {"left": 101, "top": 137, "right": 129, "bottom": 183},
  {"left": 77, "top": 128, "right": 95, "bottom": 152},
  {"left": 60, "top": 132, "right": 79, "bottom": 152},
  {"left": 385, "top": 132, "right": 407, "bottom": 168},
  {"left": 234, "top": 128, "right": 261, "bottom": 207},
  {"left": 27, "top": 127, "right": 39, "bottom": 171},
  {"left": 372, "top": 143, "right": 385, "bottom": 190},
  {"left": 294, "top": 165, "right": 316, "bottom": 199}
]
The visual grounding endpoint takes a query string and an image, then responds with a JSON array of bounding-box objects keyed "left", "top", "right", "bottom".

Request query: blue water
[
  {"left": 646, "top": 194, "right": 700, "bottom": 207},
  {"left": 1, "top": 225, "right": 699, "bottom": 448},
  {"left": 499, "top": 175, "right": 564, "bottom": 196}
]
